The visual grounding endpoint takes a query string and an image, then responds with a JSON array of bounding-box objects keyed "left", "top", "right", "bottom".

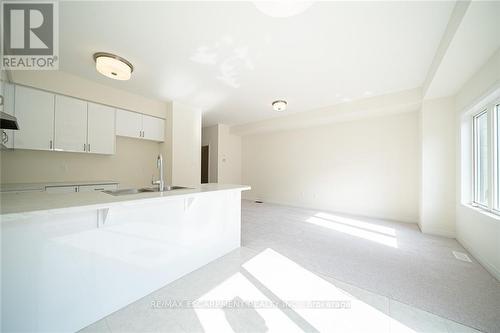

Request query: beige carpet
[{"left": 241, "top": 200, "right": 500, "bottom": 333}]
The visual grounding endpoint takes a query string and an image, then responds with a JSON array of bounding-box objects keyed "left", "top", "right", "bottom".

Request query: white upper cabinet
[
  {"left": 10, "top": 84, "right": 162, "bottom": 153},
  {"left": 116, "top": 109, "right": 165, "bottom": 142},
  {"left": 14, "top": 85, "right": 55, "bottom": 151},
  {"left": 87, "top": 103, "right": 115, "bottom": 154},
  {"left": 116, "top": 109, "right": 142, "bottom": 139},
  {"left": 54, "top": 95, "right": 88, "bottom": 152},
  {"left": 142, "top": 115, "right": 165, "bottom": 142}
]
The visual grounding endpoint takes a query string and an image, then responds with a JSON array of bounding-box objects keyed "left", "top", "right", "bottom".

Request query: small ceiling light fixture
[
  {"left": 93, "top": 52, "right": 134, "bottom": 80},
  {"left": 272, "top": 100, "right": 287, "bottom": 112}
]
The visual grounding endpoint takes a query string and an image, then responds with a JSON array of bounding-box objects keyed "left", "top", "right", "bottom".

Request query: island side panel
[{"left": 1, "top": 189, "right": 243, "bottom": 333}]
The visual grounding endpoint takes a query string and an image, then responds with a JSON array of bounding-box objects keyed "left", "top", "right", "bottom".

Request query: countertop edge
[{"left": 0, "top": 185, "right": 251, "bottom": 220}]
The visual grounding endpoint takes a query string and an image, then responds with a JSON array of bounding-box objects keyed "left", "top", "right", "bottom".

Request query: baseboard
[
  {"left": 457, "top": 236, "right": 500, "bottom": 282},
  {"left": 419, "top": 224, "right": 456, "bottom": 238},
  {"left": 242, "top": 196, "right": 418, "bottom": 224}
]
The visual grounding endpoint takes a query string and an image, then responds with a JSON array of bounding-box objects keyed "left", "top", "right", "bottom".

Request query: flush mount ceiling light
[
  {"left": 254, "top": 1, "right": 313, "bottom": 18},
  {"left": 93, "top": 52, "right": 134, "bottom": 81},
  {"left": 272, "top": 100, "right": 287, "bottom": 112}
]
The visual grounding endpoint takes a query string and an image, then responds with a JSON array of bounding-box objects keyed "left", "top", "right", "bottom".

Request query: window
[
  {"left": 496, "top": 104, "right": 500, "bottom": 210},
  {"left": 471, "top": 98, "right": 500, "bottom": 213},
  {"left": 473, "top": 111, "right": 488, "bottom": 206}
]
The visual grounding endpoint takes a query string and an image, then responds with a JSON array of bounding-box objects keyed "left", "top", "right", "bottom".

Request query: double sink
[{"left": 104, "top": 186, "right": 190, "bottom": 196}]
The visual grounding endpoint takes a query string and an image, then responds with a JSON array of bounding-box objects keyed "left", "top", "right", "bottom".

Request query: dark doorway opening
[{"left": 201, "top": 145, "right": 209, "bottom": 183}]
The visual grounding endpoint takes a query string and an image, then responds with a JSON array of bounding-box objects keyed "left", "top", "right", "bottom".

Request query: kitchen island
[{"left": 0, "top": 184, "right": 250, "bottom": 333}]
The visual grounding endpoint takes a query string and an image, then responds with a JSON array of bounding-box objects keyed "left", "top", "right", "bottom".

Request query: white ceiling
[
  {"left": 59, "top": 1, "right": 454, "bottom": 126},
  {"left": 425, "top": 1, "right": 500, "bottom": 99}
]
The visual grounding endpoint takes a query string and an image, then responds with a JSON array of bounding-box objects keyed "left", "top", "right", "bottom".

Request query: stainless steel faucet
[{"left": 152, "top": 154, "right": 164, "bottom": 191}]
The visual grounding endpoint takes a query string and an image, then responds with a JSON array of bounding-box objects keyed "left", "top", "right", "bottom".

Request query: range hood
[{"left": 0, "top": 112, "right": 19, "bottom": 130}]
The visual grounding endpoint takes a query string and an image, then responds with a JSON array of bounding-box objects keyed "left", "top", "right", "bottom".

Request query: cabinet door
[
  {"left": 14, "top": 85, "right": 55, "bottom": 150},
  {"left": 54, "top": 95, "right": 88, "bottom": 152},
  {"left": 1, "top": 83, "right": 15, "bottom": 148},
  {"left": 88, "top": 103, "right": 115, "bottom": 154},
  {"left": 142, "top": 115, "right": 165, "bottom": 142},
  {"left": 45, "top": 186, "right": 78, "bottom": 193},
  {"left": 116, "top": 109, "right": 142, "bottom": 139},
  {"left": 78, "top": 184, "right": 118, "bottom": 192}
]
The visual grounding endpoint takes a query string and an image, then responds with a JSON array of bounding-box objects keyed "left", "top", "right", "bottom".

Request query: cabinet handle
[
  {"left": 139, "top": 130, "right": 141, "bottom": 137},
  {"left": 49, "top": 140, "right": 53, "bottom": 150},
  {"left": 88, "top": 143, "right": 90, "bottom": 152},
  {"left": 83, "top": 143, "right": 86, "bottom": 151}
]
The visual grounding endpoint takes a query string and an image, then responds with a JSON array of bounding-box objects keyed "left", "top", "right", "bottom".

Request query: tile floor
[{"left": 80, "top": 201, "right": 499, "bottom": 333}]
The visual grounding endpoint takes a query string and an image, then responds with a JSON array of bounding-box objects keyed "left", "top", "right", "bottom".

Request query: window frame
[
  {"left": 493, "top": 103, "right": 500, "bottom": 213},
  {"left": 472, "top": 109, "right": 489, "bottom": 208},
  {"left": 471, "top": 98, "right": 500, "bottom": 214}
]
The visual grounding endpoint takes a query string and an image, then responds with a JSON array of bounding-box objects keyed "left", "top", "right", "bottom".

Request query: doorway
[{"left": 201, "top": 145, "right": 209, "bottom": 183}]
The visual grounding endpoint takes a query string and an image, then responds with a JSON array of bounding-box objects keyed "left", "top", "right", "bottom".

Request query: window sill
[{"left": 461, "top": 203, "right": 500, "bottom": 221}]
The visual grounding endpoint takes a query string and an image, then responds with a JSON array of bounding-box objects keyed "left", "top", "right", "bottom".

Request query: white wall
[
  {"left": 218, "top": 124, "right": 242, "bottom": 184},
  {"left": 419, "top": 97, "right": 456, "bottom": 237},
  {"left": 242, "top": 112, "right": 419, "bottom": 223},
  {"left": 163, "top": 102, "right": 202, "bottom": 186},
  {"left": 455, "top": 49, "right": 500, "bottom": 280},
  {"left": 1, "top": 137, "right": 161, "bottom": 189}
]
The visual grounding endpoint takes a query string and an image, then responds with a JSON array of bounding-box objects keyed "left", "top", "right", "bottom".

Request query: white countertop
[
  {"left": 0, "top": 183, "right": 250, "bottom": 219},
  {"left": 0, "top": 180, "right": 119, "bottom": 192}
]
